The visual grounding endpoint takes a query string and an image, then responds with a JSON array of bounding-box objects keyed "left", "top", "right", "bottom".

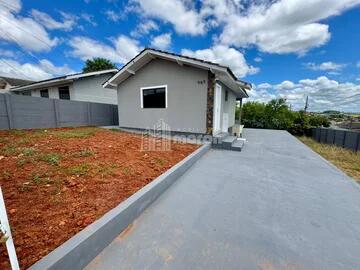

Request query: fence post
[
  {"left": 4, "top": 94, "right": 14, "bottom": 129},
  {"left": 356, "top": 132, "right": 360, "bottom": 152},
  {"left": 342, "top": 130, "right": 347, "bottom": 148},
  {"left": 87, "top": 103, "right": 92, "bottom": 125},
  {"left": 53, "top": 99, "right": 60, "bottom": 127}
]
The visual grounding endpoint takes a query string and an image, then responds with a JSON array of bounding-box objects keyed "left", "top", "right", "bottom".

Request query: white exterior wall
[
  {"left": 72, "top": 74, "right": 117, "bottom": 104},
  {"left": 24, "top": 73, "right": 116, "bottom": 104},
  {"left": 219, "top": 82, "right": 237, "bottom": 132}
]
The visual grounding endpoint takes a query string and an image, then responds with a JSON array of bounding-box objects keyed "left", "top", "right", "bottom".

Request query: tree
[{"left": 82, "top": 58, "right": 117, "bottom": 73}]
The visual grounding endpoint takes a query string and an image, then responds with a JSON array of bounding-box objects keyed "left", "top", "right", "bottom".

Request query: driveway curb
[{"left": 28, "top": 143, "right": 211, "bottom": 270}]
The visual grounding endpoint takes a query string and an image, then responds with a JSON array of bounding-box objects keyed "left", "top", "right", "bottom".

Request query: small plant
[
  {"left": 55, "top": 128, "right": 97, "bottom": 139},
  {"left": 2, "top": 145, "right": 18, "bottom": 155},
  {"left": 68, "top": 163, "right": 90, "bottom": 176},
  {"left": 122, "top": 166, "right": 131, "bottom": 175},
  {"left": 32, "top": 174, "right": 42, "bottom": 185},
  {"left": 22, "top": 147, "right": 37, "bottom": 157},
  {"left": 71, "top": 149, "right": 95, "bottom": 158},
  {"left": 41, "top": 153, "right": 61, "bottom": 166},
  {"left": 9, "top": 129, "right": 24, "bottom": 136},
  {"left": 153, "top": 157, "right": 165, "bottom": 166}
]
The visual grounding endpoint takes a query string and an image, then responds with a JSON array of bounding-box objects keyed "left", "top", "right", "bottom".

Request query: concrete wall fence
[
  {"left": 311, "top": 127, "right": 360, "bottom": 152},
  {"left": 0, "top": 93, "right": 118, "bottom": 130}
]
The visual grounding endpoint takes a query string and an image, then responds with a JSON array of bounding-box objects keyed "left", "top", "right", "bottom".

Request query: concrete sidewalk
[{"left": 86, "top": 129, "right": 360, "bottom": 270}]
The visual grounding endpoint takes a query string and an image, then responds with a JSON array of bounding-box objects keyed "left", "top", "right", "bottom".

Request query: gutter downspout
[{"left": 239, "top": 98, "right": 243, "bottom": 138}]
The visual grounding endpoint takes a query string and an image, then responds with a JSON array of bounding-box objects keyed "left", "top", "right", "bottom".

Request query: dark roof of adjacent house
[
  {"left": 0, "top": 76, "right": 34, "bottom": 86},
  {"left": 10, "top": 69, "right": 118, "bottom": 91}
]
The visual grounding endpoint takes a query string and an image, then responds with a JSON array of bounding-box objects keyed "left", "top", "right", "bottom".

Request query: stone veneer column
[{"left": 206, "top": 71, "right": 215, "bottom": 134}]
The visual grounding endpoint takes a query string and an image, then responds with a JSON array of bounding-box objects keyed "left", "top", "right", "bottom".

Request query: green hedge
[{"left": 241, "top": 99, "right": 330, "bottom": 135}]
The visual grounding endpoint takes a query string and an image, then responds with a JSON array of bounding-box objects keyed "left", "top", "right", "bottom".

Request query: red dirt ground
[{"left": 0, "top": 127, "right": 198, "bottom": 269}]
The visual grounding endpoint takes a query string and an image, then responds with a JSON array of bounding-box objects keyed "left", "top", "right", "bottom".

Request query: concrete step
[
  {"left": 230, "top": 139, "right": 245, "bottom": 152},
  {"left": 222, "top": 136, "right": 237, "bottom": 150}
]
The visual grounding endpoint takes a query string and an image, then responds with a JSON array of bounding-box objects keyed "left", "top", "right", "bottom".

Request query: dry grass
[{"left": 298, "top": 136, "right": 360, "bottom": 182}]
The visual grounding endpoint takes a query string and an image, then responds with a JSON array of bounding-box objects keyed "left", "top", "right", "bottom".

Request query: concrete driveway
[{"left": 86, "top": 129, "right": 360, "bottom": 270}]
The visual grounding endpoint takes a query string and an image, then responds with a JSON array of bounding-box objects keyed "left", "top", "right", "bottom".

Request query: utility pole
[{"left": 304, "top": 95, "right": 309, "bottom": 112}]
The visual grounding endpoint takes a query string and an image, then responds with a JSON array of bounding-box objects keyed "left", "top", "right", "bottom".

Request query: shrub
[{"left": 241, "top": 99, "right": 330, "bottom": 135}]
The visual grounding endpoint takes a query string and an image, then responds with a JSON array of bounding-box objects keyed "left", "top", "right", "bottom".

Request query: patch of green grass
[
  {"left": 31, "top": 174, "right": 42, "bottom": 185},
  {"left": 67, "top": 163, "right": 90, "bottom": 176},
  {"left": 109, "top": 128, "right": 123, "bottom": 133},
  {"left": 54, "top": 128, "right": 97, "bottom": 139},
  {"left": 2, "top": 144, "right": 19, "bottom": 155},
  {"left": 22, "top": 147, "right": 37, "bottom": 156},
  {"left": 93, "top": 164, "right": 118, "bottom": 178},
  {"left": 298, "top": 136, "right": 360, "bottom": 182},
  {"left": 16, "top": 158, "right": 32, "bottom": 167},
  {"left": 40, "top": 153, "right": 61, "bottom": 166},
  {"left": 9, "top": 129, "right": 25, "bottom": 136},
  {"left": 71, "top": 148, "right": 95, "bottom": 158}
]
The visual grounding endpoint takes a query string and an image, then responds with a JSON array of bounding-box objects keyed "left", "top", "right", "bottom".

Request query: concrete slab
[{"left": 85, "top": 129, "right": 360, "bottom": 270}]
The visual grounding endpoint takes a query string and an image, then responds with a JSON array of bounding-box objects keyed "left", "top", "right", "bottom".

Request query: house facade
[
  {"left": 104, "top": 49, "right": 251, "bottom": 135},
  {"left": 10, "top": 69, "right": 118, "bottom": 105}
]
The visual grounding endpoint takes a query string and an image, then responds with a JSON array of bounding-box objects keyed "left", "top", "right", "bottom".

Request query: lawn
[
  {"left": 0, "top": 127, "right": 198, "bottom": 269},
  {"left": 298, "top": 136, "right": 360, "bottom": 182}
]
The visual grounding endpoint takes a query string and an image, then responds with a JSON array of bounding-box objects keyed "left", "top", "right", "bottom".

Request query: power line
[
  {"left": 0, "top": 14, "right": 54, "bottom": 49},
  {"left": 0, "top": 59, "right": 32, "bottom": 80}
]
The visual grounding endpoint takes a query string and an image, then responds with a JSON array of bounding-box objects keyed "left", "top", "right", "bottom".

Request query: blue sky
[{"left": 0, "top": 0, "right": 359, "bottom": 112}]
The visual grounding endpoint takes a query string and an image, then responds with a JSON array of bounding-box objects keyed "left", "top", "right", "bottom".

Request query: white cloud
[
  {"left": 0, "top": 58, "right": 75, "bottom": 80},
  {"left": 69, "top": 35, "right": 142, "bottom": 64},
  {"left": 150, "top": 33, "right": 172, "bottom": 50},
  {"left": 130, "top": 20, "right": 159, "bottom": 37},
  {"left": 181, "top": 45, "right": 259, "bottom": 78},
  {"left": 254, "top": 57, "right": 262, "bottom": 63},
  {"left": 305, "top": 61, "right": 346, "bottom": 71},
  {"left": 249, "top": 76, "right": 360, "bottom": 112},
  {"left": 0, "top": 1, "right": 58, "bottom": 52},
  {"left": 257, "top": 83, "right": 272, "bottom": 89},
  {"left": 104, "top": 10, "right": 122, "bottom": 22},
  {"left": 217, "top": 0, "right": 360, "bottom": 54},
  {"left": 276, "top": 80, "right": 297, "bottom": 90},
  {"left": 357, "top": 61, "right": 360, "bottom": 68},
  {"left": 30, "top": 9, "right": 77, "bottom": 31},
  {"left": 132, "top": 0, "right": 205, "bottom": 35}
]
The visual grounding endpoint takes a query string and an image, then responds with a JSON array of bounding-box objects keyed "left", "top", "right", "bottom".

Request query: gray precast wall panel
[
  {"left": 319, "top": 128, "right": 327, "bottom": 143},
  {"left": 326, "top": 128, "right": 335, "bottom": 144},
  {"left": 0, "top": 94, "right": 9, "bottom": 129},
  {"left": 334, "top": 130, "right": 346, "bottom": 147},
  {"left": 57, "top": 100, "right": 88, "bottom": 127},
  {"left": 11, "top": 94, "right": 56, "bottom": 129},
  {"left": 90, "top": 103, "right": 114, "bottom": 126},
  {"left": 343, "top": 131, "right": 359, "bottom": 150}
]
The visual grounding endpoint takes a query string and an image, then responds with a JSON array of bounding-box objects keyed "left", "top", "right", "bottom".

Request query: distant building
[
  {"left": 10, "top": 69, "right": 118, "bottom": 104},
  {"left": 0, "top": 76, "right": 34, "bottom": 93}
]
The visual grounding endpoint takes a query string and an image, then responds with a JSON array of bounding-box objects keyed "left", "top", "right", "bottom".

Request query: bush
[{"left": 241, "top": 99, "right": 330, "bottom": 135}]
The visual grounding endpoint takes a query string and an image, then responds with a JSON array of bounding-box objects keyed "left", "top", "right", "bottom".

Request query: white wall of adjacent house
[
  {"left": 71, "top": 73, "right": 117, "bottom": 104},
  {"left": 24, "top": 73, "right": 117, "bottom": 104}
]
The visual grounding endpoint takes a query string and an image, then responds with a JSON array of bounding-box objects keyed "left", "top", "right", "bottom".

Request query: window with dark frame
[
  {"left": 58, "top": 86, "right": 70, "bottom": 100},
  {"left": 40, "top": 89, "right": 49, "bottom": 98},
  {"left": 225, "top": 90, "right": 228, "bottom": 102},
  {"left": 142, "top": 86, "right": 166, "bottom": 108}
]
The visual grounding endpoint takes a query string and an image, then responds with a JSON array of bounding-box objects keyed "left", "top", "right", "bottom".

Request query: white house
[
  {"left": 10, "top": 69, "right": 118, "bottom": 105},
  {"left": 104, "top": 48, "right": 251, "bottom": 136}
]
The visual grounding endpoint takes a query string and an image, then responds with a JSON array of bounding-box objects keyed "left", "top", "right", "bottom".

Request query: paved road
[{"left": 86, "top": 129, "right": 360, "bottom": 270}]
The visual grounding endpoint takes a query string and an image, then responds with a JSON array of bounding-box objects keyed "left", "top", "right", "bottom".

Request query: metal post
[
  {"left": 0, "top": 187, "right": 20, "bottom": 270},
  {"left": 239, "top": 98, "right": 243, "bottom": 126}
]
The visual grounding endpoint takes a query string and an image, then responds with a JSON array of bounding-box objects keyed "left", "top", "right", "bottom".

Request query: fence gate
[{"left": 0, "top": 187, "right": 19, "bottom": 270}]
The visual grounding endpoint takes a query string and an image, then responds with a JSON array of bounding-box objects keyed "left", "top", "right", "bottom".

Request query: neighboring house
[
  {"left": 104, "top": 48, "right": 252, "bottom": 135},
  {"left": 10, "top": 69, "right": 118, "bottom": 104},
  {"left": 0, "top": 76, "right": 34, "bottom": 93}
]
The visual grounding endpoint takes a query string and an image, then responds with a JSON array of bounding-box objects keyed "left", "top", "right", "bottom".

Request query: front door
[{"left": 213, "top": 83, "right": 222, "bottom": 135}]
